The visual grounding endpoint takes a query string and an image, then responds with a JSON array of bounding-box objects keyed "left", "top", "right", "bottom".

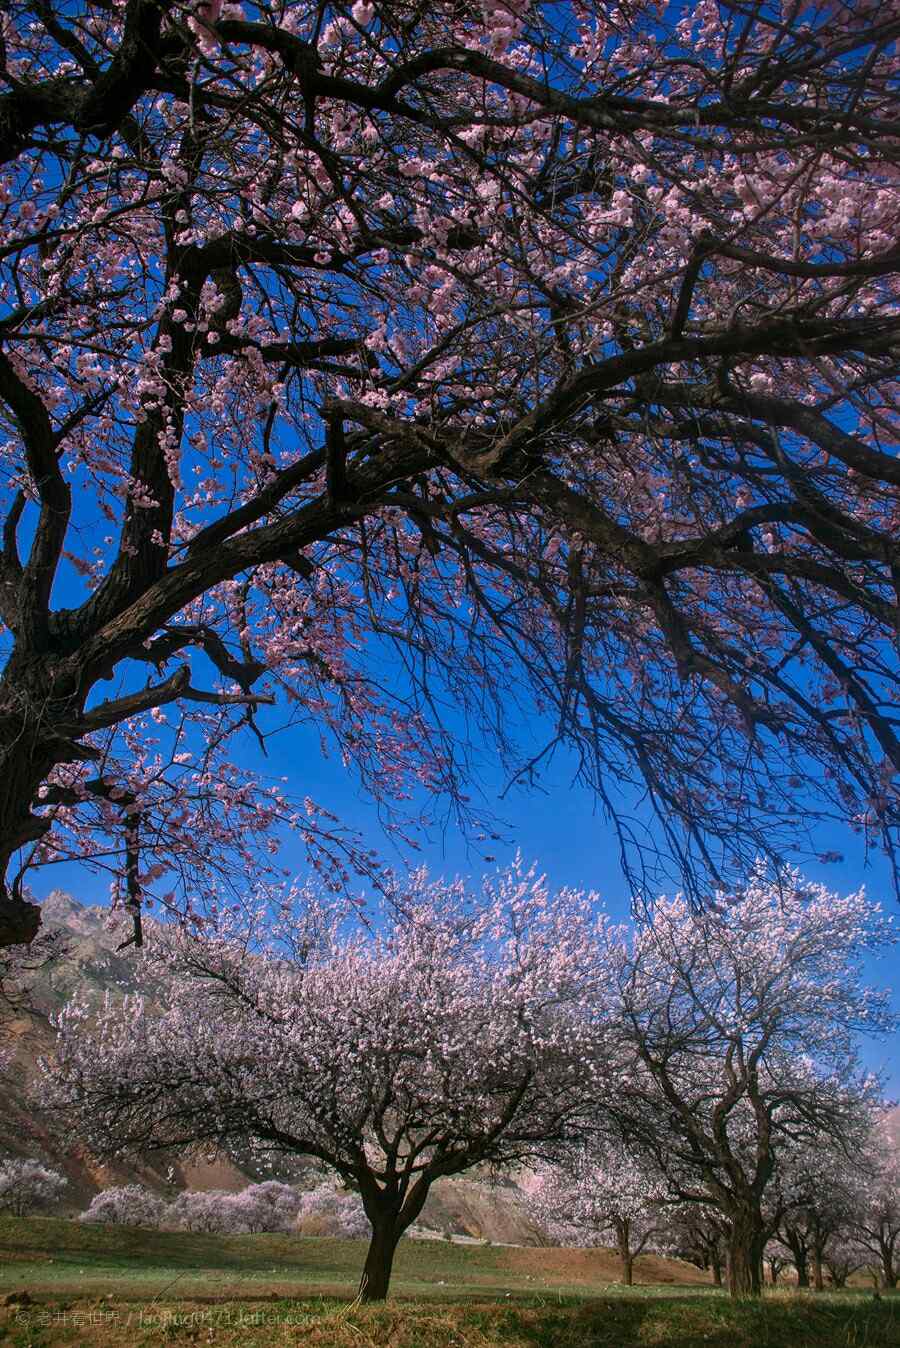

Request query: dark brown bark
[
  {"left": 781, "top": 1227, "right": 811, "bottom": 1288},
  {"left": 357, "top": 1173, "right": 431, "bottom": 1302},
  {"left": 614, "top": 1217, "right": 635, "bottom": 1286},
  {"left": 726, "top": 1208, "right": 766, "bottom": 1298},
  {"left": 0, "top": 664, "right": 87, "bottom": 945},
  {"left": 0, "top": 892, "right": 41, "bottom": 946},
  {"left": 359, "top": 1218, "right": 402, "bottom": 1303}
]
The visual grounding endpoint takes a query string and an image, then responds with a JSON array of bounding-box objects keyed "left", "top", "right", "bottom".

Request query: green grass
[
  {"left": 0, "top": 1293, "right": 896, "bottom": 1348},
  {"left": 0, "top": 1217, "right": 707, "bottom": 1301},
  {"left": 0, "top": 1220, "right": 896, "bottom": 1347}
]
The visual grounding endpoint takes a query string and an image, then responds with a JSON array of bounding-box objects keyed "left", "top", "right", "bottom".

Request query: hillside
[
  {"left": 0, "top": 893, "right": 256, "bottom": 1207},
  {"left": 0, "top": 1215, "right": 710, "bottom": 1296},
  {"left": 0, "top": 896, "right": 547, "bottom": 1244}
]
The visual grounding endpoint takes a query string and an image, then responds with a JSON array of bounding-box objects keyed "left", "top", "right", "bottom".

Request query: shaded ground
[{"left": 0, "top": 1294, "right": 897, "bottom": 1348}]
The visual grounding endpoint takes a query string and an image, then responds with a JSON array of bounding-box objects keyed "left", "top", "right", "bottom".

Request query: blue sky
[{"left": 34, "top": 704, "right": 900, "bottom": 1098}]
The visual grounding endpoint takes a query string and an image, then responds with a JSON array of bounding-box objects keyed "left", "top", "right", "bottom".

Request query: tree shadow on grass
[{"left": 455, "top": 1294, "right": 900, "bottom": 1348}]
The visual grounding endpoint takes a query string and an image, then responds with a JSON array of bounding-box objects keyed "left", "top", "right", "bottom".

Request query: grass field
[
  {"left": 0, "top": 1218, "right": 896, "bottom": 1347},
  {"left": 0, "top": 1216, "right": 710, "bottom": 1301}
]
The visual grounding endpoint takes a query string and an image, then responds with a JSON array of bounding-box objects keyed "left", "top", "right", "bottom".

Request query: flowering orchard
[
  {"left": 1, "top": 0, "right": 899, "bottom": 948},
  {"left": 44, "top": 862, "right": 897, "bottom": 1299}
]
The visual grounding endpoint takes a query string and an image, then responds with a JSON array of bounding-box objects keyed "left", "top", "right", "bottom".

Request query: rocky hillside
[
  {"left": 0, "top": 892, "right": 258, "bottom": 1208},
  {"left": 1, "top": 894, "right": 546, "bottom": 1244}
]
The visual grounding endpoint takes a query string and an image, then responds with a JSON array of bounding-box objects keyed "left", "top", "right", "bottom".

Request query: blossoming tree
[
  {"left": 168, "top": 1181, "right": 304, "bottom": 1233},
  {"left": 534, "top": 1146, "right": 667, "bottom": 1285},
  {"left": 596, "top": 869, "right": 895, "bottom": 1297},
  {"left": 852, "top": 1119, "right": 900, "bottom": 1289},
  {"left": 295, "top": 1182, "right": 370, "bottom": 1238},
  {"left": 0, "top": 1156, "right": 67, "bottom": 1215},
  {"left": 2, "top": 0, "right": 899, "bottom": 949},
  {"left": 79, "top": 1183, "right": 168, "bottom": 1228},
  {"left": 43, "top": 864, "right": 612, "bottom": 1300}
]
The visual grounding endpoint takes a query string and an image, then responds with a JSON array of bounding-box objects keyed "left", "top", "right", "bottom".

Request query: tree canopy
[
  {"left": 1, "top": 0, "right": 899, "bottom": 945},
  {"left": 45, "top": 863, "right": 610, "bottom": 1299}
]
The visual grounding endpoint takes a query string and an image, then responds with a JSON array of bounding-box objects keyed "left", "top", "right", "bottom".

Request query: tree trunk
[
  {"left": 615, "top": 1218, "right": 634, "bottom": 1286},
  {"left": 357, "top": 1172, "right": 432, "bottom": 1303},
  {"left": 881, "top": 1246, "right": 898, "bottom": 1291},
  {"left": 768, "top": 1263, "right": 779, "bottom": 1286},
  {"left": 726, "top": 1209, "right": 765, "bottom": 1298},
  {"left": 782, "top": 1232, "right": 809, "bottom": 1288},
  {"left": 710, "top": 1252, "right": 723, "bottom": 1287},
  {"left": 0, "top": 663, "right": 89, "bottom": 950},
  {"left": 0, "top": 888, "right": 41, "bottom": 947},
  {"left": 359, "top": 1219, "right": 401, "bottom": 1303},
  {"left": 812, "top": 1247, "right": 824, "bottom": 1293}
]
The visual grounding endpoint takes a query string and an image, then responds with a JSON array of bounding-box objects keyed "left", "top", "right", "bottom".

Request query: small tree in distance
[
  {"left": 44, "top": 863, "right": 612, "bottom": 1301},
  {"left": 228, "top": 1181, "right": 305, "bottom": 1234},
  {"left": 79, "top": 1184, "right": 167, "bottom": 1229},
  {"left": 534, "top": 1147, "right": 666, "bottom": 1285},
  {"left": 0, "top": 1157, "right": 66, "bottom": 1216},
  {"left": 167, "top": 1191, "right": 240, "bottom": 1234},
  {"left": 296, "top": 1184, "right": 370, "bottom": 1240}
]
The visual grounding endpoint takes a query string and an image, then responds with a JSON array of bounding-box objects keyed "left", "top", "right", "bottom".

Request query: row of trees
[
  {"left": 535, "top": 1121, "right": 900, "bottom": 1292},
  {"left": 78, "top": 1179, "right": 367, "bottom": 1235},
  {"left": 41, "top": 862, "right": 897, "bottom": 1300},
  {"left": 0, "top": 1161, "right": 382, "bottom": 1239}
]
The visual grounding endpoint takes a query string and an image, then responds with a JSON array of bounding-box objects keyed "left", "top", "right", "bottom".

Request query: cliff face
[
  {"left": 0, "top": 895, "right": 546, "bottom": 1244},
  {"left": 416, "top": 1177, "right": 548, "bottom": 1245},
  {"left": 0, "top": 892, "right": 258, "bottom": 1207}
]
